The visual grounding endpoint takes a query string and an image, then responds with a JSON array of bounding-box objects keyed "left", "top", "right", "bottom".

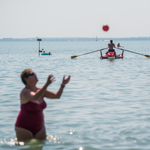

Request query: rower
[
  {"left": 107, "top": 40, "right": 116, "bottom": 56},
  {"left": 108, "top": 40, "right": 116, "bottom": 52}
]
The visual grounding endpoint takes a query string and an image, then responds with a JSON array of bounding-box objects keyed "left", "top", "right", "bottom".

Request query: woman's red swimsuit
[{"left": 15, "top": 100, "right": 47, "bottom": 135}]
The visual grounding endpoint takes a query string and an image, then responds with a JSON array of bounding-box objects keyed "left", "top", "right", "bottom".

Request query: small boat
[
  {"left": 41, "top": 52, "right": 51, "bottom": 55},
  {"left": 100, "top": 50, "right": 124, "bottom": 59}
]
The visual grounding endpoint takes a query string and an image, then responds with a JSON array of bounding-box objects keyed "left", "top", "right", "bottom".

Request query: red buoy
[{"left": 102, "top": 25, "right": 109, "bottom": 31}]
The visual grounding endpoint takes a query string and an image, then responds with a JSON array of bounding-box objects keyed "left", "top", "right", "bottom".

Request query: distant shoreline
[{"left": 0, "top": 37, "right": 150, "bottom": 41}]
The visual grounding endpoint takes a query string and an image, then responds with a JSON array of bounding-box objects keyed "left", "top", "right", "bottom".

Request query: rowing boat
[{"left": 100, "top": 50, "right": 124, "bottom": 59}]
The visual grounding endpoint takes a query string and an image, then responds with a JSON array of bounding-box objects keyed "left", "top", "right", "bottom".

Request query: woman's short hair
[
  {"left": 21, "top": 69, "right": 31, "bottom": 85},
  {"left": 110, "top": 40, "right": 113, "bottom": 43}
]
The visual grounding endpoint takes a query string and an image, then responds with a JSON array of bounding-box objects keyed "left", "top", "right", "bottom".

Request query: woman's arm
[
  {"left": 44, "top": 75, "right": 71, "bottom": 99},
  {"left": 44, "top": 85, "right": 64, "bottom": 99}
]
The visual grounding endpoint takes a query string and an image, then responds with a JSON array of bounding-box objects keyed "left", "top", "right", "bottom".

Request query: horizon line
[{"left": 1, "top": 36, "right": 150, "bottom": 39}]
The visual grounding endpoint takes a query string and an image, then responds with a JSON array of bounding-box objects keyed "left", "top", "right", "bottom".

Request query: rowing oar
[
  {"left": 116, "top": 47, "right": 150, "bottom": 58},
  {"left": 71, "top": 48, "right": 108, "bottom": 59}
]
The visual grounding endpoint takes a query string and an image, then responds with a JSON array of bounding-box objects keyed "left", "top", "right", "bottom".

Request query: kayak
[{"left": 100, "top": 50, "right": 124, "bottom": 59}]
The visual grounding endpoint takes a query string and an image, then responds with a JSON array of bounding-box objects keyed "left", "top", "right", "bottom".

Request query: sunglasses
[{"left": 26, "top": 72, "right": 35, "bottom": 78}]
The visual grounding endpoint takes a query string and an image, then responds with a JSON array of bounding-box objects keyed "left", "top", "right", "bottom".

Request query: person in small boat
[
  {"left": 117, "top": 43, "right": 121, "bottom": 47},
  {"left": 48, "top": 52, "right": 52, "bottom": 55},
  {"left": 42, "top": 49, "right": 45, "bottom": 53},
  {"left": 108, "top": 40, "right": 116, "bottom": 52},
  {"left": 15, "top": 69, "right": 71, "bottom": 141},
  {"left": 106, "top": 40, "right": 116, "bottom": 56}
]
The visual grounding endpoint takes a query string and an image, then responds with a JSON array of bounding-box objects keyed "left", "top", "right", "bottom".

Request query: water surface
[{"left": 0, "top": 40, "right": 150, "bottom": 150}]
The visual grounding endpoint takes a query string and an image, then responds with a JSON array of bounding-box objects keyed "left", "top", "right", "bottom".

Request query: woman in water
[{"left": 15, "top": 69, "right": 70, "bottom": 141}]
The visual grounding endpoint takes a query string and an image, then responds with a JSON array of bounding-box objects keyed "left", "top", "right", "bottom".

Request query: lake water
[{"left": 0, "top": 40, "right": 150, "bottom": 150}]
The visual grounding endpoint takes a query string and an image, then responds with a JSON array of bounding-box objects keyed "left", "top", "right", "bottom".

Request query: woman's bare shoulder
[
  {"left": 20, "top": 88, "right": 34, "bottom": 104},
  {"left": 20, "top": 88, "right": 30, "bottom": 95}
]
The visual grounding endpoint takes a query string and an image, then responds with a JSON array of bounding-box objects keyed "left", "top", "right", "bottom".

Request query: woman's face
[{"left": 26, "top": 70, "right": 38, "bottom": 85}]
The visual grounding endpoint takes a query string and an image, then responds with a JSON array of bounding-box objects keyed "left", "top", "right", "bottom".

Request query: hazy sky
[{"left": 0, "top": 0, "right": 150, "bottom": 38}]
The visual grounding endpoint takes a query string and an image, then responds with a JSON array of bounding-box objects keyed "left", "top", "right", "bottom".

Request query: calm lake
[{"left": 0, "top": 40, "right": 150, "bottom": 150}]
